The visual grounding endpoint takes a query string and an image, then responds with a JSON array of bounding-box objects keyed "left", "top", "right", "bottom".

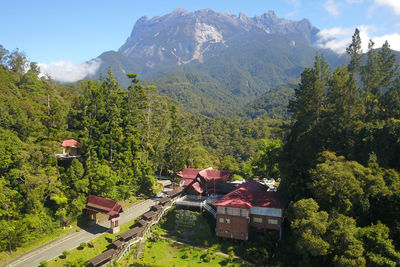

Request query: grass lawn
[
  {"left": 48, "top": 232, "right": 116, "bottom": 267},
  {"left": 141, "top": 239, "right": 242, "bottom": 267},
  {"left": 46, "top": 215, "right": 141, "bottom": 266}
]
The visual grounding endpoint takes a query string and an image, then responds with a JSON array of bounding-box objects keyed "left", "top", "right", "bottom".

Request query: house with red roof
[
  {"left": 178, "top": 167, "right": 231, "bottom": 196},
  {"left": 86, "top": 195, "right": 123, "bottom": 233},
  {"left": 177, "top": 168, "right": 202, "bottom": 187},
  {"left": 56, "top": 139, "right": 80, "bottom": 161},
  {"left": 214, "top": 180, "right": 284, "bottom": 240}
]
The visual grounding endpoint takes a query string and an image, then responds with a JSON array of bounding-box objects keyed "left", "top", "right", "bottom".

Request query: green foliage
[
  {"left": 282, "top": 31, "right": 400, "bottom": 265},
  {"left": 252, "top": 138, "right": 283, "bottom": 178},
  {"left": 78, "top": 242, "right": 87, "bottom": 250},
  {"left": 288, "top": 199, "right": 330, "bottom": 257}
]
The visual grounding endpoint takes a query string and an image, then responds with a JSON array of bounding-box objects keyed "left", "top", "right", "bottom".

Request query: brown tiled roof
[
  {"left": 142, "top": 211, "right": 157, "bottom": 220},
  {"left": 158, "top": 197, "right": 171, "bottom": 205},
  {"left": 88, "top": 249, "right": 116, "bottom": 266},
  {"left": 150, "top": 205, "right": 162, "bottom": 211},
  {"left": 137, "top": 219, "right": 148, "bottom": 227},
  {"left": 119, "top": 227, "right": 142, "bottom": 241},
  {"left": 166, "top": 187, "right": 184, "bottom": 197},
  {"left": 112, "top": 240, "right": 123, "bottom": 248}
]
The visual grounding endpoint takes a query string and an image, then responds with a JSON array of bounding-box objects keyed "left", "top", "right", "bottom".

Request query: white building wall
[{"left": 250, "top": 207, "right": 282, "bottom": 217}]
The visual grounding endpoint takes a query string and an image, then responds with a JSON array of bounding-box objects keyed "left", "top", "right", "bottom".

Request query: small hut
[{"left": 86, "top": 195, "right": 123, "bottom": 233}]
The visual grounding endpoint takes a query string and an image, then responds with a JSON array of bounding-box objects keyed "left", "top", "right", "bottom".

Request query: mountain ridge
[{"left": 88, "top": 8, "right": 346, "bottom": 117}]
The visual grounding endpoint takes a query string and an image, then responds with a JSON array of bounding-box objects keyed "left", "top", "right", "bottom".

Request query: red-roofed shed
[{"left": 86, "top": 195, "right": 123, "bottom": 233}]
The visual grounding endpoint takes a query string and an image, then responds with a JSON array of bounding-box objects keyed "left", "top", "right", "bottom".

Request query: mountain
[
  {"left": 118, "top": 9, "right": 319, "bottom": 66},
  {"left": 89, "top": 9, "right": 346, "bottom": 117}
]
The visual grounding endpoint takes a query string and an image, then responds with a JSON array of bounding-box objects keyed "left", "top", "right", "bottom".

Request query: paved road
[{"left": 6, "top": 198, "right": 157, "bottom": 267}]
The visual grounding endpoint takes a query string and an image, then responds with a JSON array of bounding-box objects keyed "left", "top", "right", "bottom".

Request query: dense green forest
[
  {"left": 279, "top": 30, "right": 400, "bottom": 266},
  {"left": 0, "top": 45, "right": 281, "bottom": 254}
]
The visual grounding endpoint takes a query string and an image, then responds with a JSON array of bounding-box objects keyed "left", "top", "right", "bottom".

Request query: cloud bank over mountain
[{"left": 39, "top": 59, "right": 102, "bottom": 83}]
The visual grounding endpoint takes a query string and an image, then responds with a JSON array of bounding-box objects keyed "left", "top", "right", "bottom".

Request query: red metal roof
[
  {"left": 177, "top": 168, "right": 202, "bottom": 179},
  {"left": 198, "top": 169, "right": 231, "bottom": 182},
  {"left": 61, "top": 139, "right": 79, "bottom": 148},
  {"left": 214, "top": 180, "right": 285, "bottom": 209},
  {"left": 86, "top": 195, "right": 123, "bottom": 217},
  {"left": 180, "top": 167, "right": 232, "bottom": 195}
]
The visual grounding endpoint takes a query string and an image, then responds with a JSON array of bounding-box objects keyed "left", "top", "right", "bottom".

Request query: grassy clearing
[
  {"left": 140, "top": 239, "right": 242, "bottom": 267},
  {"left": 48, "top": 232, "right": 115, "bottom": 267},
  {"left": 158, "top": 206, "right": 277, "bottom": 266},
  {"left": 46, "top": 215, "right": 142, "bottom": 266}
]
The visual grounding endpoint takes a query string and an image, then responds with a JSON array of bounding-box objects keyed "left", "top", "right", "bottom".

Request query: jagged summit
[{"left": 118, "top": 8, "right": 320, "bottom": 67}]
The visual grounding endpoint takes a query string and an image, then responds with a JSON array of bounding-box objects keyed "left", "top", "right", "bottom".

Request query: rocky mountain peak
[{"left": 118, "top": 8, "right": 320, "bottom": 67}]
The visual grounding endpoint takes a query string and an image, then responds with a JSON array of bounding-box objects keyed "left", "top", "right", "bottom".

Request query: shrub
[
  {"left": 78, "top": 242, "right": 87, "bottom": 250},
  {"left": 39, "top": 261, "right": 48, "bottom": 267},
  {"left": 181, "top": 251, "right": 190, "bottom": 259},
  {"left": 87, "top": 242, "right": 94, "bottom": 248}
]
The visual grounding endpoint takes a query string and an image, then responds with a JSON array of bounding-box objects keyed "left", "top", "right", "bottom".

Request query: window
[
  {"left": 219, "top": 228, "right": 223, "bottom": 232},
  {"left": 253, "top": 217, "right": 263, "bottom": 223},
  {"left": 268, "top": 219, "right": 278, "bottom": 225},
  {"left": 240, "top": 231, "right": 245, "bottom": 236},
  {"left": 225, "top": 207, "right": 228, "bottom": 214},
  {"left": 225, "top": 229, "right": 230, "bottom": 233},
  {"left": 226, "top": 218, "right": 231, "bottom": 224},
  {"left": 219, "top": 217, "right": 224, "bottom": 223}
]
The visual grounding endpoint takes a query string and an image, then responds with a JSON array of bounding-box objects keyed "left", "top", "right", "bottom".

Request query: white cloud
[
  {"left": 317, "top": 25, "right": 400, "bottom": 53},
  {"left": 374, "top": 0, "right": 400, "bottom": 15},
  {"left": 38, "top": 59, "right": 102, "bottom": 83},
  {"left": 324, "top": 0, "right": 340, "bottom": 16}
]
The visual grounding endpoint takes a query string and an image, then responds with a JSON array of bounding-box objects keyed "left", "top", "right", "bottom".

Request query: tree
[
  {"left": 309, "top": 151, "right": 387, "bottom": 218},
  {"left": 324, "top": 66, "right": 351, "bottom": 154},
  {"left": 288, "top": 199, "right": 330, "bottom": 261},
  {"left": 252, "top": 139, "right": 283, "bottom": 178},
  {"left": 0, "top": 44, "right": 9, "bottom": 67},
  {"left": 345, "top": 28, "right": 363, "bottom": 149},
  {"left": 7, "top": 49, "right": 28, "bottom": 74},
  {"left": 165, "top": 105, "right": 186, "bottom": 175},
  {"left": 358, "top": 222, "right": 400, "bottom": 266},
  {"left": 326, "top": 214, "right": 365, "bottom": 266}
]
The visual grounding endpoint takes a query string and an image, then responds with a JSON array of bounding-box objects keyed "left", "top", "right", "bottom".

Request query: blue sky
[{"left": 1, "top": 0, "right": 399, "bottom": 81}]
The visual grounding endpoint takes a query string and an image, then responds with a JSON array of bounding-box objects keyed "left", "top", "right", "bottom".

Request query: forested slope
[{"left": 278, "top": 31, "right": 400, "bottom": 266}]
